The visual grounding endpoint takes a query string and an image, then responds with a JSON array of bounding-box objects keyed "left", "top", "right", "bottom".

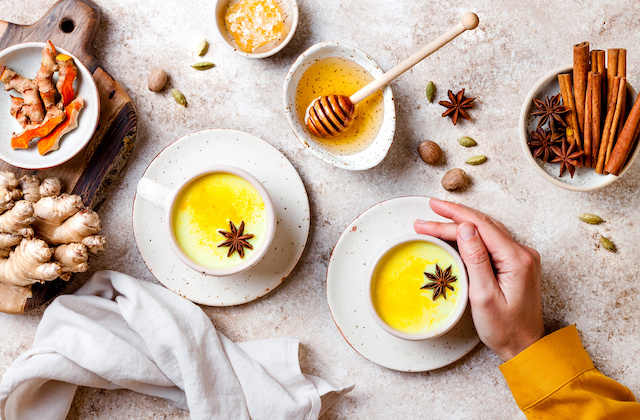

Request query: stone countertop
[{"left": 2, "top": 0, "right": 640, "bottom": 418}]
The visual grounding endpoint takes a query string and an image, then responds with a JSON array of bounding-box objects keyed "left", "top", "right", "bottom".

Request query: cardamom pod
[
  {"left": 171, "top": 89, "right": 187, "bottom": 107},
  {"left": 599, "top": 235, "right": 616, "bottom": 252},
  {"left": 425, "top": 81, "right": 435, "bottom": 103},
  {"left": 458, "top": 136, "right": 477, "bottom": 147},
  {"left": 191, "top": 62, "right": 215, "bottom": 70},
  {"left": 578, "top": 213, "right": 604, "bottom": 225},
  {"left": 466, "top": 155, "right": 487, "bottom": 165},
  {"left": 196, "top": 39, "right": 209, "bottom": 57}
]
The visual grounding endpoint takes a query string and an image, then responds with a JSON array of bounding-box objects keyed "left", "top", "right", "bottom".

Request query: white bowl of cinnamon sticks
[{"left": 520, "top": 42, "right": 640, "bottom": 191}]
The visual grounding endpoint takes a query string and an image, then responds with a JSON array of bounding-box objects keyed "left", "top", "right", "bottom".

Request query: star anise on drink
[
  {"left": 421, "top": 264, "right": 457, "bottom": 300},
  {"left": 439, "top": 89, "right": 475, "bottom": 125},
  {"left": 550, "top": 139, "right": 584, "bottom": 178},
  {"left": 218, "top": 221, "right": 254, "bottom": 258},
  {"left": 531, "top": 93, "right": 568, "bottom": 130},
  {"left": 528, "top": 127, "right": 563, "bottom": 162}
]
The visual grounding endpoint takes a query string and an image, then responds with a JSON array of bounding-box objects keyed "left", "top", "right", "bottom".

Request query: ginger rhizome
[
  {"left": 1, "top": 40, "right": 82, "bottom": 152},
  {"left": 0, "top": 172, "right": 106, "bottom": 288}
]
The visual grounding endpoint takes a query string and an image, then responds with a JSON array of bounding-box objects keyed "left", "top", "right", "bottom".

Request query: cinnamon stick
[
  {"left": 574, "top": 42, "right": 590, "bottom": 135},
  {"left": 591, "top": 50, "right": 598, "bottom": 72},
  {"left": 616, "top": 49, "right": 627, "bottom": 139},
  {"left": 583, "top": 74, "right": 593, "bottom": 167},
  {"left": 605, "top": 77, "right": 627, "bottom": 165},
  {"left": 595, "top": 76, "right": 620, "bottom": 174},
  {"left": 604, "top": 87, "right": 640, "bottom": 176},
  {"left": 607, "top": 49, "right": 618, "bottom": 104},
  {"left": 558, "top": 73, "right": 581, "bottom": 148},
  {"left": 590, "top": 72, "right": 603, "bottom": 165},
  {"left": 595, "top": 50, "right": 606, "bottom": 117}
]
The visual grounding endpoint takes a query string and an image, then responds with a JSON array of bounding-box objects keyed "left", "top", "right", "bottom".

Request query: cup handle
[{"left": 136, "top": 177, "right": 173, "bottom": 209}]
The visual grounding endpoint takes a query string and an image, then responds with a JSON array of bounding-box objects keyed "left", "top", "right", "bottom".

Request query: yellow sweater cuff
[{"left": 499, "top": 325, "right": 593, "bottom": 410}]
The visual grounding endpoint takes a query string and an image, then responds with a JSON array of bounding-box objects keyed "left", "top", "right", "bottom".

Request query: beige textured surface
[{"left": 1, "top": 0, "right": 640, "bottom": 419}]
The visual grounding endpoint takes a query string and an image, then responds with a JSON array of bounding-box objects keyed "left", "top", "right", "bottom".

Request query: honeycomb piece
[{"left": 225, "top": 0, "right": 285, "bottom": 53}]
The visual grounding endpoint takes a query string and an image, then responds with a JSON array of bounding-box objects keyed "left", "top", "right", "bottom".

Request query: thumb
[{"left": 456, "top": 223, "right": 501, "bottom": 301}]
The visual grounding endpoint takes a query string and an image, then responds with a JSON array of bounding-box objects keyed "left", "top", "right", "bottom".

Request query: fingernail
[
  {"left": 429, "top": 197, "right": 442, "bottom": 204},
  {"left": 458, "top": 223, "right": 476, "bottom": 241},
  {"left": 415, "top": 219, "right": 428, "bottom": 225}
]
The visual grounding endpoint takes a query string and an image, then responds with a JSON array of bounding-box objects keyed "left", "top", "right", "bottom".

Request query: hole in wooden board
[{"left": 59, "top": 18, "right": 75, "bottom": 33}]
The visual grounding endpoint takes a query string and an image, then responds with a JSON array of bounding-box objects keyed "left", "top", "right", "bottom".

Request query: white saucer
[
  {"left": 327, "top": 196, "right": 480, "bottom": 372},
  {"left": 132, "top": 129, "right": 310, "bottom": 306}
]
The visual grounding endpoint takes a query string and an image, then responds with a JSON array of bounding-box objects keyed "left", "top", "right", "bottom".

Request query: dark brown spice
[
  {"left": 421, "top": 264, "right": 457, "bottom": 300},
  {"left": 550, "top": 139, "right": 585, "bottom": 178},
  {"left": 439, "top": 89, "right": 475, "bottom": 125},
  {"left": 528, "top": 127, "right": 563, "bottom": 162},
  {"left": 218, "top": 221, "right": 254, "bottom": 258},
  {"left": 531, "top": 93, "right": 569, "bottom": 131}
]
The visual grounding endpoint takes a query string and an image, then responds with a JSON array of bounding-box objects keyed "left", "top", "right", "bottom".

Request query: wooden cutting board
[{"left": 0, "top": 0, "right": 137, "bottom": 313}]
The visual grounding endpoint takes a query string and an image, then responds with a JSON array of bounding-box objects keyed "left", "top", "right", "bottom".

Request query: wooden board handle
[
  {"left": 349, "top": 12, "right": 479, "bottom": 105},
  {"left": 0, "top": 0, "right": 101, "bottom": 72}
]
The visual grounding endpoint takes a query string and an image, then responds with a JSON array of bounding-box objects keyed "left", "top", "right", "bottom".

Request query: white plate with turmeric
[
  {"left": 132, "top": 129, "right": 310, "bottom": 306},
  {"left": 0, "top": 42, "right": 100, "bottom": 169},
  {"left": 327, "top": 196, "right": 479, "bottom": 372}
]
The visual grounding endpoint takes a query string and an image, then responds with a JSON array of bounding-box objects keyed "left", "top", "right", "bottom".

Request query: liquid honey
[{"left": 295, "top": 57, "right": 384, "bottom": 155}]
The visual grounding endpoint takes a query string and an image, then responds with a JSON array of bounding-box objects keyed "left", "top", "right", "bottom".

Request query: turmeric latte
[
  {"left": 171, "top": 173, "right": 266, "bottom": 269},
  {"left": 371, "top": 241, "right": 460, "bottom": 334}
]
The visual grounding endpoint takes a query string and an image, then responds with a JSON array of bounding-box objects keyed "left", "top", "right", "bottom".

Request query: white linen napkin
[{"left": 0, "top": 271, "right": 353, "bottom": 420}]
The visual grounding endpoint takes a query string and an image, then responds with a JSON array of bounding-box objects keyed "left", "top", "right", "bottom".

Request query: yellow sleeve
[{"left": 500, "top": 325, "right": 640, "bottom": 419}]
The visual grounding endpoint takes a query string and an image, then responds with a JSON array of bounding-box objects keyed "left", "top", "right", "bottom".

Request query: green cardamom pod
[
  {"left": 171, "top": 89, "right": 187, "bottom": 107},
  {"left": 599, "top": 235, "right": 616, "bottom": 252},
  {"left": 466, "top": 155, "right": 487, "bottom": 165},
  {"left": 578, "top": 213, "right": 604, "bottom": 225},
  {"left": 191, "top": 62, "right": 215, "bottom": 70},
  {"left": 458, "top": 136, "right": 477, "bottom": 147},
  {"left": 425, "top": 81, "right": 435, "bottom": 103},
  {"left": 196, "top": 39, "right": 209, "bottom": 57}
]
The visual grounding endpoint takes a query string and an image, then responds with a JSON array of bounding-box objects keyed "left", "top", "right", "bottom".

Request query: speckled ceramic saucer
[
  {"left": 327, "top": 196, "right": 479, "bottom": 372},
  {"left": 132, "top": 129, "right": 310, "bottom": 306}
]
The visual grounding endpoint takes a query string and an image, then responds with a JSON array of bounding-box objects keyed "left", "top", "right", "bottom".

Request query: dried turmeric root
[
  {"left": 9, "top": 96, "right": 28, "bottom": 128},
  {"left": 0, "top": 67, "right": 45, "bottom": 125},
  {"left": 38, "top": 97, "right": 84, "bottom": 155},
  {"left": 56, "top": 54, "right": 77, "bottom": 107},
  {"left": 35, "top": 40, "right": 59, "bottom": 111},
  {"left": 10, "top": 109, "right": 66, "bottom": 149}
]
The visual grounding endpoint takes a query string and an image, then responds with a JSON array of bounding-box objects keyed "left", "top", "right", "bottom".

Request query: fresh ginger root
[
  {"left": 0, "top": 67, "right": 45, "bottom": 125},
  {"left": 0, "top": 238, "right": 61, "bottom": 287},
  {"left": 0, "top": 171, "right": 22, "bottom": 213},
  {"left": 0, "top": 173, "right": 106, "bottom": 290}
]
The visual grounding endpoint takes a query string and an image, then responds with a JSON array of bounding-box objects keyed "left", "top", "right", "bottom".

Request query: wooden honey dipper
[{"left": 305, "top": 12, "right": 479, "bottom": 138}]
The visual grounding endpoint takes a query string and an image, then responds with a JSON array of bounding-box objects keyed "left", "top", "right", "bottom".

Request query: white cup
[
  {"left": 136, "top": 165, "right": 276, "bottom": 277},
  {"left": 365, "top": 234, "right": 468, "bottom": 341}
]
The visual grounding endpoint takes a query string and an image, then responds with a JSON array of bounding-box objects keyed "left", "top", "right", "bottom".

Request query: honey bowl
[
  {"left": 365, "top": 235, "right": 468, "bottom": 341},
  {"left": 283, "top": 41, "right": 396, "bottom": 170},
  {"left": 214, "top": 0, "right": 299, "bottom": 58}
]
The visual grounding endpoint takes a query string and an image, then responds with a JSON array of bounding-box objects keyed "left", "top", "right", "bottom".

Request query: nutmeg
[
  {"left": 418, "top": 140, "right": 442, "bottom": 165},
  {"left": 148, "top": 68, "right": 168, "bottom": 92},
  {"left": 441, "top": 168, "right": 469, "bottom": 191}
]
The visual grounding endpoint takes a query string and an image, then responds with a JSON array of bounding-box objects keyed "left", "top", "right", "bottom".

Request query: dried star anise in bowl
[
  {"left": 531, "top": 93, "right": 569, "bottom": 131},
  {"left": 551, "top": 139, "right": 584, "bottom": 178},
  {"left": 528, "top": 127, "right": 564, "bottom": 162}
]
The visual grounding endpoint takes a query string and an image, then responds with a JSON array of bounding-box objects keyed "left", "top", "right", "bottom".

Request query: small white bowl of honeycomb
[{"left": 215, "top": 0, "right": 299, "bottom": 58}]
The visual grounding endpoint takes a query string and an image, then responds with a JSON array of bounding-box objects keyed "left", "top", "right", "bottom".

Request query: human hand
[{"left": 414, "top": 198, "right": 545, "bottom": 362}]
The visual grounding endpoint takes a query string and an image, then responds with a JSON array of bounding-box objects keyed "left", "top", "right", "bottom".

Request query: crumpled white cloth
[{"left": 0, "top": 271, "right": 353, "bottom": 420}]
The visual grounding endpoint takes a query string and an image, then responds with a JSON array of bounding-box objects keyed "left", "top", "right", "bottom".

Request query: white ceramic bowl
[
  {"left": 365, "top": 234, "right": 469, "bottom": 341},
  {"left": 214, "top": 0, "right": 298, "bottom": 59},
  {"left": 0, "top": 42, "right": 100, "bottom": 169},
  {"left": 283, "top": 41, "right": 396, "bottom": 170},
  {"left": 520, "top": 64, "right": 639, "bottom": 191}
]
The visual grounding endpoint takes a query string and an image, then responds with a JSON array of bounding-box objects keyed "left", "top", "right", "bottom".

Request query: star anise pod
[
  {"left": 528, "top": 127, "right": 563, "bottom": 162},
  {"left": 439, "top": 89, "right": 475, "bottom": 125},
  {"left": 218, "top": 221, "right": 254, "bottom": 258},
  {"left": 550, "top": 139, "right": 584, "bottom": 178},
  {"left": 531, "top": 93, "right": 568, "bottom": 131},
  {"left": 421, "top": 264, "right": 457, "bottom": 300}
]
